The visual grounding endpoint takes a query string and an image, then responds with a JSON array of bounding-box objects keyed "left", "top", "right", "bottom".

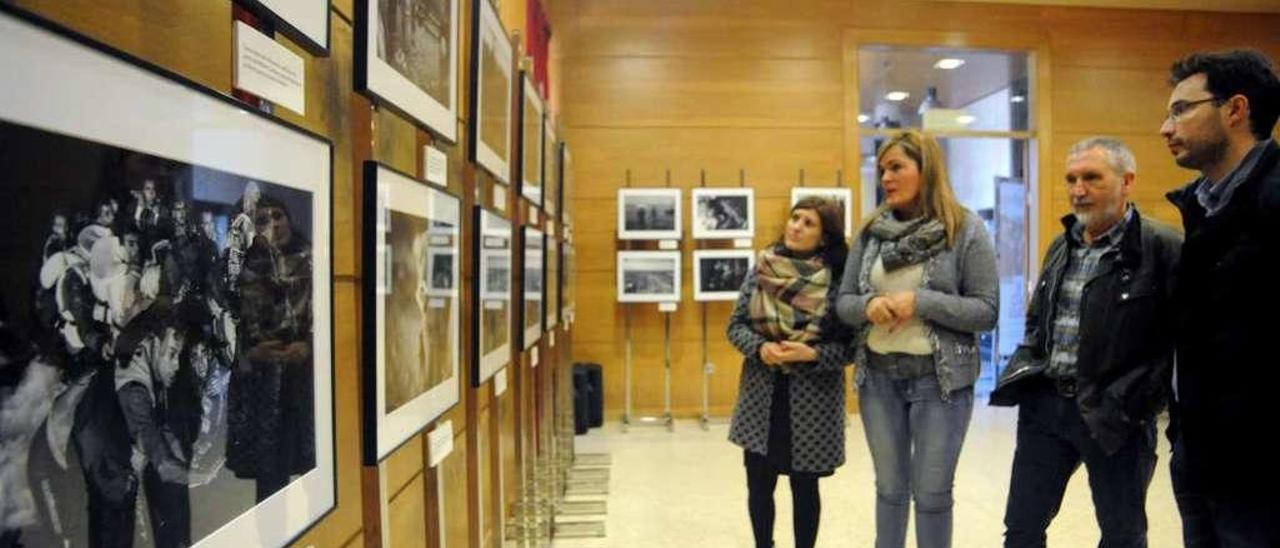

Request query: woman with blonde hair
[
  {"left": 837, "top": 130, "right": 998, "bottom": 548},
  {"left": 728, "top": 196, "right": 853, "bottom": 548}
]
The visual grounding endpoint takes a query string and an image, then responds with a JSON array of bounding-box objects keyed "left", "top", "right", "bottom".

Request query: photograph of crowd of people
[
  {"left": 375, "top": 0, "right": 454, "bottom": 110},
  {"left": 0, "top": 118, "right": 317, "bottom": 547}
]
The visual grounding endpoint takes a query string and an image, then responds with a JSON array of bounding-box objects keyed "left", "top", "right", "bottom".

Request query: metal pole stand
[{"left": 622, "top": 304, "right": 675, "bottom": 432}]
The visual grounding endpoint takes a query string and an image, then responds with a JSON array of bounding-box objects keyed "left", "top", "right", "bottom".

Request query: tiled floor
[{"left": 553, "top": 406, "right": 1181, "bottom": 547}]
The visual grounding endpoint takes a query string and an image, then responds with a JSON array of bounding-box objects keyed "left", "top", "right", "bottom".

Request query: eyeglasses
[{"left": 1165, "top": 97, "right": 1220, "bottom": 123}]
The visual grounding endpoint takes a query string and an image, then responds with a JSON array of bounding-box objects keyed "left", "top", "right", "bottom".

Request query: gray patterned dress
[{"left": 727, "top": 271, "right": 853, "bottom": 474}]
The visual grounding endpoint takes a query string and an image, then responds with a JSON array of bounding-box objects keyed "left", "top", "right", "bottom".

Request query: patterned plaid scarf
[{"left": 748, "top": 247, "right": 831, "bottom": 343}]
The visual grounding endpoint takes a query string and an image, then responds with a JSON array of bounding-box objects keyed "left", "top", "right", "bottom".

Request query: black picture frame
[
  {"left": 360, "top": 162, "right": 461, "bottom": 465},
  {"left": 237, "top": 0, "right": 332, "bottom": 56},
  {"left": 0, "top": 5, "right": 336, "bottom": 546},
  {"left": 519, "top": 72, "right": 545, "bottom": 207},
  {"left": 354, "top": 0, "right": 461, "bottom": 142},
  {"left": 472, "top": 206, "right": 512, "bottom": 386},
  {"left": 467, "top": 0, "right": 514, "bottom": 185},
  {"left": 521, "top": 225, "right": 545, "bottom": 349}
]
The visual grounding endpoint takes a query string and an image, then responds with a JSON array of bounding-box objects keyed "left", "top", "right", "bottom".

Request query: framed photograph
[
  {"left": 240, "top": 0, "right": 331, "bottom": 55},
  {"left": 691, "top": 187, "right": 755, "bottom": 240},
  {"left": 522, "top": 226, "right": 545, "bottom": 349},
  {"left": 561, "top": 242, "right": 576, "bottom": 323},
  {"left": 361, "top": 163, "right": 460, "bottom": 465},
  {"left": 791, "top": 187, "right": 854, "bottom": 240},
  {"left": 560, "top": 143, "right": 573, "bottom": 227},
  {"left": 520, "top": 74, "right": 544, "bottom": 206},
  {"left": 693, "top": 250, "right": 755, "bottom": 301},
  {"left": 543, "top": 119, "right": 559, "bottom": 218},
  {"left": 473, "top": 207, "right": 512, "bottom": 385},
  {"left": 0, "top": 7, "right": 334, "bottom": 547},
  {"left": 546, "top": 235, "right": 559, "bottom": 329},
  {"left": 617, "top": 188, "right": 682, "bottom": 240},
  {"left": 468, "top": 0, "right": 513, "bottom": 184},
  {"left": 617, "top": 251, "right": 681, "bottom": 303},
  {"left": 356, "top": 0, "right": 460, "bottom": 141}
]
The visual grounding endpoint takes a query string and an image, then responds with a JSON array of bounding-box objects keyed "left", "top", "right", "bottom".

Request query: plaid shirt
[{"left": 1047, "top": 206, "right": 1132, "bottom": 379}]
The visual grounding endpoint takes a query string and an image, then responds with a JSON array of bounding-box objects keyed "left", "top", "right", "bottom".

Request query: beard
[{"left": 1173, "top": 131, "right": 1229, "bottom": 172}]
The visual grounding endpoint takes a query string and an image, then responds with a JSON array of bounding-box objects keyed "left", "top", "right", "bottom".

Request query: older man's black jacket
[
  {"left": 1166, "top": 139, "right": 1280, "bottom": 495},
  {"left": 992, "top": 208, "right": 1181, "bottom": 455}
]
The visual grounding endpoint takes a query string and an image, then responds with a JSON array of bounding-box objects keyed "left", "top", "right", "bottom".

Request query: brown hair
[
  {"left": 866, "top": 130, "right": 967, "bottom": 247},
  {"left": 775, "top": 196, "right": 848, "bottom": 277}
]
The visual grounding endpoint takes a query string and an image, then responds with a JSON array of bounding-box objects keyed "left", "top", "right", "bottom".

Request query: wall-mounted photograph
[
  {"left": 522, "top": 226, "right": 545, "bottom": 349},
  {"left": 616, "top": 251, "right": 681, "bottom": 303},
  {"left": 691, "top": 187, "right": 754, "bottom": 240},
  {"left": 0, "top": 9, "right": 334, "bottom": 546},
  {"left": 791, "top": 187, "right": 854, "bottom": 239},
  {"left": 617, "top": 188, "right": 682, "bottom": 240},
  {"left": 361, "top": 163, "right": 460, "bottom": 465},
  {"left": 357, "top": 0, "right": 459, "bottom": 141},
  {"left": 546, "top": 235, "right": 559, "bottom": 329},
  {"left": 693, "top": 249, "right": 755, "bottom": 301},
  {"left": 241, "top": 0, "right": 331, "bottom": 55},
  {"left": 473, "top": 207, "right": 512, "bottom": 385},
  {"left": 468, "top": 0, "right": 513, "bottom": 184},
  {"left": 520, "top": 74, "right": 544, "bottom": 206}
]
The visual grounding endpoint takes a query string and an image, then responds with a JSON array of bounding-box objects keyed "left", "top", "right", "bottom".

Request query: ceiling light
[
  {"left": 857, "top": 114, "right": 870, "bottom": 123},
  {"left": 1010, "top": 95, "right": 1026, "bottom": 103},
  {"left": 885, "top": 91, "right": 910, "bottom": 102},
  {"left": 956, "top": 115, "right": 976, "bottom": 125},
  {"left": 934, "top": 58, "right": 965, "bottom": 70}
]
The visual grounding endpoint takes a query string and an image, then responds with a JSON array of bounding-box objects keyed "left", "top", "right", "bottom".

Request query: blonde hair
[{"left": 865, "top": 130, "right": 966, "bottom": 247}]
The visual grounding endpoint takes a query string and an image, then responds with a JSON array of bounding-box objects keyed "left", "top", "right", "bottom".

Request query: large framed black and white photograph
[
  {"left": 356, "top": 0, "right": 460, "bottom": 141},
  {"left": 360, "top": 163, "right": 460, "bottom": 465},
  {"left": 691, "top": 187, "right": 754, "bottom": 240},
  {"left": 616, "top": 251, "right": 681, "bottom": 303},
  {"left": 468, "top": 0, "right": 513, "bottom": 184},
  {"left": 522, "top": 226, "right": 545, "bottom": 349},
  {"left": 519, "top": 74, "right": 544, "bottom": 206},
  {"left": 473, "top": 207, "right": 512, "bottom": 385},
  {"left": 617, "top": 188, "right": 681, "bottom": 240},
  {"left": 693, "top": 250, "right": 754, "bottom": 301},
  {"left": 791, "top": 187, "right": 854, "bottom": 239},
  {"left": 241, "top": 0, "right": 331, "bottom": 55},
  {"left": 0, "top": 8, "right": 334, "bottom": 547}
]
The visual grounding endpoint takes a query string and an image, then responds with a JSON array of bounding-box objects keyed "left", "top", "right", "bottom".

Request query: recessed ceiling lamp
[
  {"left": 956, "top": 114, "right": 976, "bottom": 125},
  {"left": 934, "top": 58, "right": 965, "bottom": 70},
  {"left": 885, "top": 91, "right": 910, "bottom": 102},
  {"left": 857, "top": 114, "right": 870, "bottom": 123},
  {"left": 1010, "top": 95, "right": 1026, "bottom": 103}
]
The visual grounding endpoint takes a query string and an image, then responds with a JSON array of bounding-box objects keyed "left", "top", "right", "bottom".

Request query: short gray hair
[{"left": 1067, "top": 137, "right": 1137, "bottom": 176}]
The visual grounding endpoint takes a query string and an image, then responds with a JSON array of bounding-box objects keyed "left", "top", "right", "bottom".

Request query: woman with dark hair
[
  {"left": 837, "top": 130, "right": 998, "bottom": 548},
  {"left": 727, "top": 196, "right": 852, "bottom": 548}
]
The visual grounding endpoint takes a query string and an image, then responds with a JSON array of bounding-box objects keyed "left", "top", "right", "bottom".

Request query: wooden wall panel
[
  {"left": 387, "top": 475, "right": 429, "bottom": 548},
  {"left": 556, "top": 0, "right": 1280, "bottom": 420},
  {"left": 10, "top": 0, "right": 233, "bottom": 93},
  {"left": 442, "top": 431, "right": 470, "bottom": 548}
]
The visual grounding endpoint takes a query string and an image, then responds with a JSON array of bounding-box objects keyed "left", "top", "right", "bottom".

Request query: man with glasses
[{"left": 1162, "top": 50, "right": 1280, "bottom": 547}]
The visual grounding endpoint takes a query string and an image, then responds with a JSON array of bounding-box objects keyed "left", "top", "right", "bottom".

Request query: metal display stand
[{"left": 622, "top": 303, "right": 675, "bottom": 432}]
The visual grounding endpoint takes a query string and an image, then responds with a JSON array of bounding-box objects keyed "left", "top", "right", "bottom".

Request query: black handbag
[{"left": 989, "top": 345, "right": 1048, "bottom": 406}]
